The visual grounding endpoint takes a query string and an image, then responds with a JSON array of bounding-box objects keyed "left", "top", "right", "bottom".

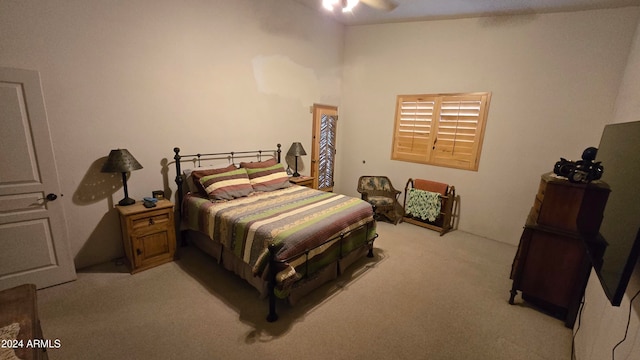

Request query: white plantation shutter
[{"left": 391, "top": 92, "right": 491, "bottom": 171}]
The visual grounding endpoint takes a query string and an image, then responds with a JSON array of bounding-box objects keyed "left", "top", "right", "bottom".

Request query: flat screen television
[{"left": 578, "top": 120, "right": 640, "bottom": 306}]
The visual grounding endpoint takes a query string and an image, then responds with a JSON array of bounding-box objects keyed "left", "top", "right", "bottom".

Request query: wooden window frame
[{"left": 391, "top": 92, "right": 491, "bottom": 171}]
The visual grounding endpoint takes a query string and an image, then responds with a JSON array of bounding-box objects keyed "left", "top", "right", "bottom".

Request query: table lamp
[
  {"left": 287, "top": 142, "right": 307, "bottom": 177},
  {"left": 101, "top": 149, "right": 143, "bottom": 206}
]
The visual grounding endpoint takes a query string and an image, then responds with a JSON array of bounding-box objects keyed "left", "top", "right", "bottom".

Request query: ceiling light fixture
[{"left": 322, "top": 0, "right": 360, "bottom": 13}]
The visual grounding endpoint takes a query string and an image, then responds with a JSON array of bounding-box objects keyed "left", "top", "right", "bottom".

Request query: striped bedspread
[{"left": 183, "top": 185, "right": 376, "bottom": 284}]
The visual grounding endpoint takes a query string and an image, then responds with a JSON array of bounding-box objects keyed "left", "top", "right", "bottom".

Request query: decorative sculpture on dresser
[{"left": 553, "top": 146, "right": 603, "bottom": 184}]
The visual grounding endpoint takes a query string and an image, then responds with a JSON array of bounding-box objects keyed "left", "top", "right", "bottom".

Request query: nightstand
[
  {"left": 289, "top": 176, "right": 314, "bottom": 188},
  {"left": 117, "top": 199, "right": 176, "bottom": 274}
]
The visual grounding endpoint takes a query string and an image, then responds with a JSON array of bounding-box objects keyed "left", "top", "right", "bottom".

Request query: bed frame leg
[
  {"left": 266, "top": 243, "right": 279, "bottom": 322},
  {"left": 267, "top": 301, "right": 278, "bottom": 323},
  {"left": 366, "top": 224, "right": 378, "bottom": 258},
  {"left": 179, "top": 230, "right": 188, "bottom": 247}
]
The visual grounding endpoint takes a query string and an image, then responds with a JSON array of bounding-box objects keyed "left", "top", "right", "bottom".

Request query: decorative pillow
[
  {"left": 182, "top": 166, "right": 223, "bottom": 195},
  {"left": 189, "top": 164, "right": 237, "bottom": 196},
  {"left": 240, "top": 159, "right": 290, "bottom": 192},
  {"left": 198, "top": 167, "right": 253, "bottom": 200}
]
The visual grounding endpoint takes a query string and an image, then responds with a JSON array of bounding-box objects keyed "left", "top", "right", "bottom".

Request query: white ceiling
[{"left": 294, "top": 0, "right": 640, "bottom": 25}]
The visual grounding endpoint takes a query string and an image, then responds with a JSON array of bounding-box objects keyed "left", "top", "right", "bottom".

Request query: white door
[{"left": 0, "top": 67, "right": 76, "bottom": 290}]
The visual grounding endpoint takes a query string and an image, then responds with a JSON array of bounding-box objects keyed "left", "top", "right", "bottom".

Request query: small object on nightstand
[
  {"left": 143, "top": 197, "right": 157, "bottom": 208},
  {"left": 152, "top": 190, "right": 164, "bottom": 200},
  {"left": 289, "top": 176, "right": 314, "bottom": 189}
]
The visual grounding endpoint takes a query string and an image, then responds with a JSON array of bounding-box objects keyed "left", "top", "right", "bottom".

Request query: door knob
[{"left": 46, "top": 193, "right": 58, "bottom": 201}]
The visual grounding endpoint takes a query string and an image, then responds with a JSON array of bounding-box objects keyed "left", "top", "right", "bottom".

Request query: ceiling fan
[{"left": 322, "top": 0, "right": 399, "bottom": 12}]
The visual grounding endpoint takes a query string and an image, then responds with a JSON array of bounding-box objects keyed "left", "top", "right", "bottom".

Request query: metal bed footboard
[{"left": 266, "top": 220, "right": 377, "bottom": 322}]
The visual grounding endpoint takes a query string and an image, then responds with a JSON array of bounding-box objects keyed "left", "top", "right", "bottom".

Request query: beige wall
[
  {"left": 337, "top": 8, "right": 639, "bottom": 246},
  {"left": 338, "top": 11, "right": 640, "bottom": 356},
  {"left": 0, "top": 0, "right": 344, "bottom": 268},
  {"left": 574, "top": 17, "right": 640, "bottom": 360},
  {"left": 577, "top": 265, "right": 640, "bottom": 358}
]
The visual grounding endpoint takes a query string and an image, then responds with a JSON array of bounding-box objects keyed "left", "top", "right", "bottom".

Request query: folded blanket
[{"left": 406, "top": 188, "right": 441, "bottom": 222}]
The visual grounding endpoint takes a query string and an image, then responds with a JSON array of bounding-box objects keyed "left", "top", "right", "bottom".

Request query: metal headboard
[{"left": 172, "top": 144, "right": 282, "bottom": 215}]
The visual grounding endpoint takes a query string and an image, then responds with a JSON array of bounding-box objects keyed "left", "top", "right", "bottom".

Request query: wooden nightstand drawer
[
  {"left": 130, "top": 210, "right": 171, "bottom": 232},
  {"left": 117, "top": 200, "right": 176, "bottom": 274}
]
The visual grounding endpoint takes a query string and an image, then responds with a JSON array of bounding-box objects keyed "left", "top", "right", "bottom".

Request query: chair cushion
[
  {"left": 360, "top": 176, "right": 392, "bottom": 192},
  {"left": 368, "top": 196, "right": 395, "bottom": 206}
]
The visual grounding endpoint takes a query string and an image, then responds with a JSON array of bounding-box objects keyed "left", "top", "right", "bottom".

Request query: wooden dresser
[
  {"left": 117, "top": 200, "right": 177, "bottom": 274},
  {"left": 509, "top": 172, "right": 609, "bottom": 327}
]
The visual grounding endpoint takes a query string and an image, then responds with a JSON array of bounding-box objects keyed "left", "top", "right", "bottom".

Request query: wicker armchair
[{"left": 357, "top": 175, "right": 404, "bottom": 224}]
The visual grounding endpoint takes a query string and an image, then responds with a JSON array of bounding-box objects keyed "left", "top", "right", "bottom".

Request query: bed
[{"left": 173, "top": 145, "right": 377, "bottom": 322}]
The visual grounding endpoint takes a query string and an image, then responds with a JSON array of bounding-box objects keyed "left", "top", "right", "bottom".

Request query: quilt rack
[{"left": 402, "top": 178, "right": 456, "bottom": 236}]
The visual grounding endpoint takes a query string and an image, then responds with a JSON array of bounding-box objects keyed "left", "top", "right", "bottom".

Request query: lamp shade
[
  {"left": 101, "top": 149, "right": 143, "bottom": 173},
  {"left": 287, "top": 142, "right": 307, "bottom": 157}
]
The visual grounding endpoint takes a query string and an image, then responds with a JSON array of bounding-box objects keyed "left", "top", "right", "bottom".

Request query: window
[
  {"left": 391, "top": 92, "right": 491, "bottom": 171},
  {"left": 311, "top": 104, "right": 338, "bottom": 191}
]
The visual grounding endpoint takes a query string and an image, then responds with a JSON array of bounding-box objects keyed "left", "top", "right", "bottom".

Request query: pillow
[
  {"left": 198, "top": 167, "right": 253, "bottom": 200},
  {"left": 188, "top": 164, "right": 237, "bottom": 196},
  {"left": 239, "top": 157, "right": 278, "bottom": 169},
  {"left": 240, "top": 160, "right": 290, "bottom": 192},
  {"left": 183, "top": 166, "right": 221, "bottom": 195},
  {"left": 181, "top": 169, "right": 201, "bottom": 195}
]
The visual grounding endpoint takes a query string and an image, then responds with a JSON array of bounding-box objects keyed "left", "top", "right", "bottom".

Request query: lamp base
[
  {"left": 292, "top": 172, "right": 301, "bottom": 177},
  {"left": 118, "top": 197, "right": 136, "bottom": 206}
]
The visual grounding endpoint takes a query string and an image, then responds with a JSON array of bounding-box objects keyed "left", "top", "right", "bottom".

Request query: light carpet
[{"left": 37, "top": 222, "right": 572, "bottom": 360}]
